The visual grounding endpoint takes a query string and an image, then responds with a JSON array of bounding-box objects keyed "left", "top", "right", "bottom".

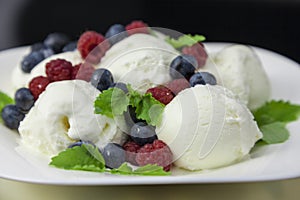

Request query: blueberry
[
  {"left": 90, "top": 68, "right": 114, "bottom": 91},
  {"left": 31, "top": 42, "right": 46, "bottom": 51},
  {"left": 105, "top": 24, "right": 128, "bottom": 45},
  {"left": 62, "top": 41, "right": 77, "bottom": 52},
  {"left": 124, "top": 106, "right": 145, "bottom": 128},
  {"left": 109, "top": 82, "right": 128, "bottom": 93},
  {"left": 39, "top": 47, "right": 55, "bottom": 59},
  {"left": 102, "top": 143, "right": 125, "bottom": 169},
  {"left": 14, "top": 88, "right": 35, "bottom": 113},
  {"left": 44, "top": 32, "right": 70, "bottom": 53},
  {"left": 21, "top": 51, "right": 45, "bottom": 73},
  {"left": 170, "top": 55, "right": 197, "bottom": 79},
  {"left": 189, "top": 72, "right": 217, "bottom": 87},
  {"left": 130, "top": 122, "right": 157, "bottom": 146},
  {"left": 68, "top": 140, "right": 94, "bottom": 148},
  {"left": 1, "top": 105, "right": 25, "bottom": 130}
]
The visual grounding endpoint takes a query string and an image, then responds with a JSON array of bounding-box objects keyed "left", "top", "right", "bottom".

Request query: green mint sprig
[
  {"left": 165, "top": 34, "right": 206, "bottom": 49},
  {"left": 94, "top": 85, "right": 165, "bottom": 126},
  {"left": 253, "top": 100, "right": 300, "bottom": 144},
  {"left": 50, "top": 144, "right": 170, "bottom": 176}
]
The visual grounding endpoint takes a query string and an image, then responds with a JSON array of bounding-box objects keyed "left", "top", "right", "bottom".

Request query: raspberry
[
  {"left": 45, "top": 59, "right": 73, "bottom": 82},
  {"left": 123, "top": 141, "right": 141, "bottom": 165},
  {"left": 136, "top": 140, "right": 173, "bottom": 171},
  {"left": 165, "top": 78, "right": 190, "bottom": 95},
  {"left": 126, "top": 20, "right": 149, "bottom": 35},
  {"left": 182, "top": 42, "right": 208, "bottom": 68},
  {"left": 29, "top": 76, "right": 50, "bottom": 100},
  {"left": 77, "top": 31, "right": 109, "bottom": 64},
  {"left": 72, "top": 63, "right": 95, "bottom": 82},
  {"left": 146, "top": 86, "right": 174, "bottom": 105}
]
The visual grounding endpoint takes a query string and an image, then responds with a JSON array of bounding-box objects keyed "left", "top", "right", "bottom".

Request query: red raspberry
[
  {"left": 126, "top": 20, "right": 149, "bottom": 35},
  {"left": 45, "top": 59, "right": 73, "bottom": 82},
  {"left": 136, "top": 140, "right": 173, "bottom": 171},
  {"left": 123, "top": 141, "right": 141, "bottom": 165},
  {"left": 29, "top": 76, "right": 50, "bottom": 100},
  {"left": 146, "top": 86, "right": 175, "bottom": 105},
  {"left": 182, "top": 42, "right": 208, "bottom": 68},
  {"left": 72, "top": 62, "right": 95, "bottom": 82},
  {"left": 165, "top": 78, "right": 190, "bottom": 95},
  {"left": 77, "top": 31, "right": 109, "bottom": 64}
]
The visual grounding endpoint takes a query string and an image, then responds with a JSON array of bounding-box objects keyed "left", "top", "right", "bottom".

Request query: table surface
[{"left": 1, "top": 177, "right": 300, "bottom": 200}]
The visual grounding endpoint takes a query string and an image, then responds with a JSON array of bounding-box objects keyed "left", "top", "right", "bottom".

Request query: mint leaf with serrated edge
[
  {"left": 110, "top": 163, "right": 171, "bottom": 176},
  {"left": 50, "top": 144, "right": 105, "bottom": 172},
  {"left": 253, "top": 100, "right": 300, "bottom": 144},
  {"left": 0, "top": 91, "right": 14, "bottom": 123},
  {"left": 165, "top": 34, "right": 206, "bottom": 49},
  {"left": 94, "top": 84, "right": 165, "bottom": 126}
]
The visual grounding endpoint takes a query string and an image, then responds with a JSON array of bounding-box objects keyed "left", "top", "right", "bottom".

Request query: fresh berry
[
  {"left": 146, "top": 86, "right": 174, "bottom": 105},
  {"left": 90, "top": 68, "right": 114, "bottom": 91},
  {"left": 124, "top": 105, "right": 145, "bottom": 128},
  {"left": 77, "top": 31, "right": 107, "bottom": 64},
  {"left": 1, "top": 105, "right": 25, "bottom": 130},
  {"left": 45, "top": 59, "right": 73, "bottom": 82},
  {"left": 29, "top": 76, "right": 50, "bottom": 100},
  {"left": 109, "top": 82, "right": 128, "bottom": 93},
  {"left": 126, "top": 20, "right": 149, "bottom": 35},
  {"left": 189, "top": 72, "right": 217, "bottom": 87},
  {"left": 14, "top": 88, "right": 35, "bottom": 113},
  {"left": 182, "top": 42, "right": 208, "bottom": 68},
  {"left": 102, "top": 143, "right": 126, "bottom": 169},
  {"left": 62, "top": 41, "right": 77, "bottom": 52},
  {"left": 165, "top": 78, "right": 190, "bottom": 95},
  {"left": 21, "top": 51, "right": 44, "bottom": 73},
  {"left": 130, "top": 122, "right": 157, "bottom": 146},
  {"left": 31, "top": 42, "right": 46, "bottom": 51},
  {"left": 123, "top": 141, "right": 141, "bottom": 165},
  {"left": 71, "top": 63, "right": 95, "bottom": 81},
  {"left": 68, "top": 140, "right": 95, "bottom": 148},
  {"left": 44, "top": 32, "right": 70, "bottom": 53},
  {"left": 169, "top": 55, "right": 197, "bottom": 79},
  {"left": 40, "top": 47, "right": 55, "bottom": 59},
  {"left": 105, "top": 24, "right": 128, "bottom": 45},
  {"left": 136, "top": 140, "right": 173, "bottom": 171}
]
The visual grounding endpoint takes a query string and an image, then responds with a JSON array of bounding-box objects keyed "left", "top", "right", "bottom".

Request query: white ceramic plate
[{"left": 0, "top": 43, "right": 299, "bottom": 185}]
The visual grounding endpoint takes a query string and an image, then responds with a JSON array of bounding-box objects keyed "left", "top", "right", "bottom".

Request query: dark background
[{"left": 0, "top": 0, "right": 299, "bottom": 63}]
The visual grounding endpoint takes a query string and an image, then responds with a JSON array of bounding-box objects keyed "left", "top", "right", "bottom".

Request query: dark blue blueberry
[
  {"left": 105, "top": 24, "right": 128, "bottom": 45},
  {"left": 39, "top": 47, "right": 55, "bottom": 59},
  {"left": 14, "top": 88, "right": 35, "bottom": 113},
  {"left": 68, "top": 140, "right": 95, "bottom": 148},
  {"left": 1, "top": 105, "right": 25, "bottom": 130},
  {"left": 124, "top": 105, "right": 146, "bottom": 129},
  {"left": 109, "top": 82, "right": 128, "bottom": 93},
  {"left": 44, "top": 32, "right": 70, "bottom": 53},
  {"left": 102, "top": 143, "right": 125, "bottom": 169},
  {"left": 189, "top": 72, "right": 217, "bottom": 87},
  {"left": 62, "top": 41, "right": 77, "bottom": 52},
  {"left": 90, "top": 68, "right": 114, "bottom": 91},
  {"left": 21, "top": 51, "right": 45, "bottom": 73},
  {"left": 170, "top": 55, "right": 197, "bottom": 79},
  {"left": 130, "top": 122, "right": 157, "bottom": 146},
  {"left": 31, "top": 42, "right": 46, "bottom": 51}
]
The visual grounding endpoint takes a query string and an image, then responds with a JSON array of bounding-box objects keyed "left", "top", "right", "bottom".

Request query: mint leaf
[
  {"left": 253, "top": 100, "right": 300, "bottom": 126},
  {"left": 94, "top": 85, "right": 165, "bottom": 126},
  {"left": 50, "top": 144, "right": 105, "bottom": 172},
  {"left": 253, "top": 100, "right": 300, "bottom": 144},
  {"left": 0, "top": 91, "right": 14, "bottom": 123},
  {"left": 165, "top": 34, "right": 206, "bottom": 49},
  {"left": 260, "top": 122, "right": 289, "bottom": 144},
  {"left": 111, "top": 163, "right": 171, "bottom": 176},
  {"left": 94, "top": 88, "right": 129, "bottom": 118}
]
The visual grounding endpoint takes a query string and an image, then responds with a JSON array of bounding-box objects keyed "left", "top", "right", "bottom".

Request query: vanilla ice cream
[
  {"left": 97, "top": 33, "right": 179, "bottom": 92},
  {"left": 202, "top": 45, "right": 271, "bottom": 110},
  {"left": 157, "top": 85, "right": 262, "bottom": 170},
  {"left": 19, "top": 80, "right": 118, "bottom": 157},
  {"left": 12, "top": 50, "right": 82, "bottom": 90}
]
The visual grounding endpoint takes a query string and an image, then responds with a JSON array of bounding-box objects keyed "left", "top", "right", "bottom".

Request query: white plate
[{"left": 0, "top": 43, "right": 299, "bottom": 185}]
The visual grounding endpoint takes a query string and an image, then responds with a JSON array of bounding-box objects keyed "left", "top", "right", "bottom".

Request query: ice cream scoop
[
  {"left": 202, "top": 45, "right": 271, "bottom": 110},
  {"left": 18, "top": 80, "right": 119, "bottom": 157},
  {"left": 97, "top": 33, "right": 179, "bottom": 92},
  {"left": 156, "top": 85, "right": 262, "bottom": 170}
]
